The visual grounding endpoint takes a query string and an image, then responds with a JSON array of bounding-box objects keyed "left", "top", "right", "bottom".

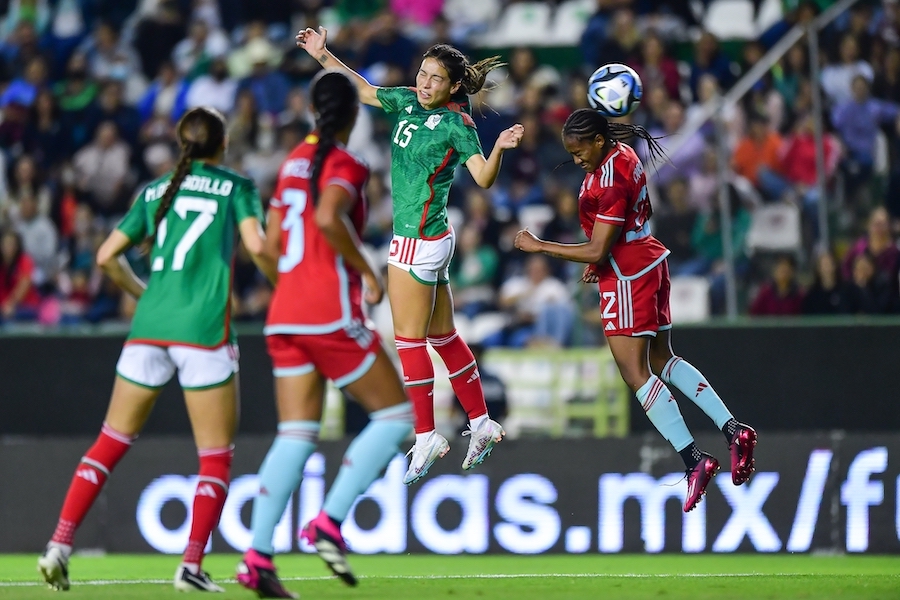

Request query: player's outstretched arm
[
  {"left": 466, "top": 124, "right": 524, "bottom": 189},
  {"left": 96, "top": 230, "right": 146, "bottom": 299},
  {"left": 514, "top": 219, "right": 621, "bottom": 264},
  {"left": 240, "top": 217, "right": 278, "bottom": 285},
  {"left": 296, "top": 27, "right": 382, "bottom": 108},
  {"left": 315, "top": 184, "right": 384, "bottom": 304}
]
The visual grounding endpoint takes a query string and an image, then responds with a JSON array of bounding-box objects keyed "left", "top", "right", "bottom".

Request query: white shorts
[
  {"left": 115, "top": 343, "right": 239, "bottom": 390},
  {"left": 387, "top": 229, "right": 456, "bottom": 285}
]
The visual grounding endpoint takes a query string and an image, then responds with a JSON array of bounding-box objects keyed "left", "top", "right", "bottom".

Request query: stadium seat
[
  {"left": 874, "top": 130, "right": 890, "bottom": 177},
  {"left": 669, "top": 276, "right": 711, "bottom": 323},
  {"left": 754, "top": 0, "right": 783, "bottom": 34},
  {"left": 477, "top": 2, "right": 552, "bottom": 48},
  {"left": 443, "top": 0, "right": 502, "bottom": 31},
  {"left": 744, "top": 202, "right": 802, "bottom": 254},
  {"left": 703, "top": 0, "right": 757, "bottom": 40},
  {"left": 548, "top": 0, "right": 595, "bottom": 46},
  {"left": 469, "top": 311, "right": 511, "bottom": 343},
  {"left": 517, "top": 204, "right": 555, "bottom": 235}
]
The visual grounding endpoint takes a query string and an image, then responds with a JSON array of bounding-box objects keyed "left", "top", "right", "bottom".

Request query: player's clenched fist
[
  {"left": 581, "top": 264, "right": 600, "bottom": 284},
  {"left": 514, "top": 228, "right": 542, "bottom": 253},
  {"left": 496, "top": 124, "right": 524, "bottom": 151}
]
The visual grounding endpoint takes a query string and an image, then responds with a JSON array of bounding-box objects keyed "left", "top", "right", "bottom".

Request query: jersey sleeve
[
  {"left": 116, "top": 189, "right": 149, "bottom": 243},
  {"left": 375, "top": 87, "right": 416, "bottom": 114},
  {"left": 322, "top": 153, "right": 369, "bottom": 201},
  {"left": 449, "top": 116, "right": 483, "bottom": 164},
  {"left": 593, "top": 173, "right": 628, "bottom": 227},
  {"left": 233, "top": 178, "right": 264, "bottom": 224}
]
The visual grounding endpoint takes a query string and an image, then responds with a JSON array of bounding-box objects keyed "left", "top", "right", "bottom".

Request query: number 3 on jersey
[
  {"left": 393, "top": 119, "right": 418, "bottom": 148},
  {"left": 278, "top": 188, "right": 307, "bottom": 273},
  {"left": 151, "top": 196, "right": 218, "bottom": 272}
]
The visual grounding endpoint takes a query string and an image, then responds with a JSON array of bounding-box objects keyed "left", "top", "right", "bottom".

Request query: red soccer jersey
[
  {"left": 578, "top": 142, "right": 670, "bottom": 280},
  {"left": 265, "top": 136, "right": 370, "bottom": 334}
]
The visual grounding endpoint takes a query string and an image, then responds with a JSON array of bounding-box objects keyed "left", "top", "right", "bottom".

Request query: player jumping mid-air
[{"left": 514, "top": 108, "right": 757, "bottom": 512}]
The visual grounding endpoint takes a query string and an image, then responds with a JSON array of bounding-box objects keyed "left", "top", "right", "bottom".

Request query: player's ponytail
[
  {"left": 562, "top": 108, "right": 669, "bottom": 168},
  {"left": 308, "top": 70, "right": 358, "bottom": 205},
  {"left": 424, "top": 44, "right": 504, "bottom": 95},
  {"left": 141, "top": 107, "right": 226, "bottom": 252}
]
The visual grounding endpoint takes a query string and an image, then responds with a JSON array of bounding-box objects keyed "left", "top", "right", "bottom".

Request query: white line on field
[{"left": 0, "top": 573, "right": 827, "bottom": 587}]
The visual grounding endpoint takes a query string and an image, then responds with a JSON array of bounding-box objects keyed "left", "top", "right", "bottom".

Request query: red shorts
[
  {"left": 266, "top": 321, "right": 381, "bottom": 388},
  {"left": 597, "top": 260, "right": 671, "bottom": 337}
]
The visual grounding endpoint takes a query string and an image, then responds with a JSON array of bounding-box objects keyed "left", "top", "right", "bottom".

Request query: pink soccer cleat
[
  {"left": 300, "top": 510, "right": 357, "bottom": 586},
  {"left": 729, "top": 423, "right": 758, "bottom": 485},
  {"left": 684, "top": 453, "right": 720, "bottom": 513},
  {"left": 236, "top": 549, "right": 297, "bottom": 598}
]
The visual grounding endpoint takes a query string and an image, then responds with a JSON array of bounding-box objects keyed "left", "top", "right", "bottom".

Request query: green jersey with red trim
[
  {"left": 117, "top": 161, "right": 263, "bottom": 348},
  {"left": 376, "top": 86, "right": 484, "bottom": 239}
]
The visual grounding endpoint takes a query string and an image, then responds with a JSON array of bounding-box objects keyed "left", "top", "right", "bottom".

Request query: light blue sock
[
  {"left": 250, "top": 420, "right": 320, "bottom": 554},
  {"left": 661, "top": 356, "right": 734, "bottom": 430},
  {"left": 322, "top": 403, "right": 413, "bottom": 522},
  {"left": 636, "top": 375, "right": 694, "bottom": 452}
]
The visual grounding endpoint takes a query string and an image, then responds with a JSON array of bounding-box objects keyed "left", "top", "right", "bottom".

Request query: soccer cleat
[
  {"left": 38, "top": 545, "right": 70, "bottom": 591},
  {"left": 236, "top": 550, "right": 298, "bottom": 599},
  {"left": 402, "top": 432, "right": 450, "bottom": 485},
  {"left": 684, "top": 453, "right": 720, "bottom": 513},
  {"left": 300, "top": 510, "right": 357, "bottom": 587},
  {"left": 729, "top": 423, "right": 758, "bottom": 486},
  {"left": 461, "top": 419, "right": 505, "bottom": 470},
  {"left": 174, "top": 564, "right": 225, "bottom": 592}
]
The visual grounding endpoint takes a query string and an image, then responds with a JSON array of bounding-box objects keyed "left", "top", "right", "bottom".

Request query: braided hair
[
  {"left": 141, "top": 107, "right": 226, "bottom": 252},
  {"left": 423, "top": 44, "right": 504, "bottom": 95},
  {"left": 308, "top": 70, "right": 358, "bottom": 204},
  {"left": 562, "top": 108, "right": 668, "bottom": 167}
]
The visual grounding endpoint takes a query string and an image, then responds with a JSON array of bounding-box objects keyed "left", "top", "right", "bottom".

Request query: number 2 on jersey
[
  {"left": 151, "top": 196, "right": 218, "bottom": 272},
  {"left": 278, "top": 188, "right": 307, "bottom": 273}
]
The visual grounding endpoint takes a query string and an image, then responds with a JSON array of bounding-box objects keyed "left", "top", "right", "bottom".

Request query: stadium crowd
[{"left": 0, "top": 0, "right": 898, "bottom": 344}]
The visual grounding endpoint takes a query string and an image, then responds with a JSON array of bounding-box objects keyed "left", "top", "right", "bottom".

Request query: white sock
[
  {"left": 47, "top": 542, "right": 72, "bottom": 559},
  {"left": 415, "top": 430, "right": 435, "bottom": 446},
  {"left": 181, "top": 562, "right": 200, "bottom": 574},
  {"left": 470, "top": 414, "right": 489, "bottom": 430}
]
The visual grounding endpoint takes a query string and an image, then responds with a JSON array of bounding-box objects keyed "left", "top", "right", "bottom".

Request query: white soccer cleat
[
  {"left": 403, "top": 432, "right": 450, "bottom": 485},
  {"left": 38, "top": 545, "right": 70, "bottom": 591},
  {"left": 461, "top": 419, "right": 505, "bottom": 470},
  {"left": 174, "top": 564, "right": 225, "bottom": 592}
]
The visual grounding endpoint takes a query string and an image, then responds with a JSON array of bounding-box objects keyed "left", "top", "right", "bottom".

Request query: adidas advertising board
[{"left": 2, "top": 434, "right": 900, "bottom": 554}]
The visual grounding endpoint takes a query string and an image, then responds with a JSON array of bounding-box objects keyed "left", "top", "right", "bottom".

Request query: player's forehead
[
  {"left": 418, "top": 57, "right": 450, "bottom": 80},
  {"left": 562, "top": 134, "right": 592, "bottom": 153}
]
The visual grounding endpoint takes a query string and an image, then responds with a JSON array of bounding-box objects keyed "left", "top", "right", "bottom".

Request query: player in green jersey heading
[
  {"left": 38, "top": 107, "right": 277, "bottom": 593},
  {"left": 297, "top": 27, "right": 523, "bottom": 484}
]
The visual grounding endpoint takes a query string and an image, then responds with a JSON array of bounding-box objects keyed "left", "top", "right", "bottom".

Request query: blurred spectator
[
  {"left": 360, "top": 11, "right": 417, "bottom": 71},
  {"left": 1, "top": 21, "right": 47, "bottom": 79},
  {"left": 171, "top": 19, "right": 229, "bottom": 77},
  {"left": 0, "top": 229, "right": 40, "bottom": 322},
  {"left": 227, "top": 89, "right": 265, "bottom": 159},
  {"left": 363, "top": 173, "right": 394, "bottom": 247},
  {"left": 1, "top": 56, "right": 49, "bottom": 109},
  {"left": 391, "top": 0, "right": 444, "bottom": 27},
  {"left": 655, "top": 178, "right": 700, "bottom": 274},
  {"left": 542, "top": 187, "right": 583, "bottom": 246},
  {"left": 12, "top": 192, "right": 58, "bottom": 285},
  {"left": 3, "top": 155, "right": 52, "bottom": 226},
  {"left": 73, "top": 121, "right": 131, "bottom": 216},
  {"left": 185, "top": 57, "right": 237, "bottom": 115},
  {"left": 634, "top": 31, "right": 680, "bottom": 100},
  {"left": 733, "top": 112, "right": 784, "bottom": 198},
  {"left": 132, "top": 0, "right": 187, "bottom": 81},
  {"left": 689, "top": 32, "right": 735, "bottom": 101},
  {"left": 821, "top": 34, "right": 874, "bottom": 105},
  {"left": 56, "top": 268, "right": 95, "bottom": 325},
  {"left": 645, "top": 99, "right": 707, "bottom": 187},
  {"left": 773, "top": 43, "right": 808, "bottom": 111},
  {"left": 579, "top": 0, "right": 634, "bottom": 67},
  {"left": 227, "top": 22, "right": 281, "bottom": 80},
  {"left": 841, "top": 206, "right": 899, "bottom": 288},
  {"left": 598, "top": 9, "right": 641, "bottom": 66},
  {"left": 749, "top": 255, "right": 804, "bottom": 316},
  {"left": 0, "top": 0, "right": 51, "bottom": 41},
  {"left": 79, "top": 21, "right": 144, "bottom": 103},
  {"left": 23, "top": 88, "right": 68, "bottom": 169},
  {"left": 52, "top": 164, "right": 84, "bottom": 241},
  {"left": 450, "top": 224, "right": 499, "bottom": 318},
  {"left": 873, "top": 46, "right": 900, "bottom": 104},
  {"left": 88, "top": 81, "right": 141, "bottom": 147},
  {"left": 802, "top": 249, "right": 849, "bottom": 314},
  {"left": 242, "top": 123, "right": 298, "bottom": 199},
  {"left": 236, "top": 40, "right": 291, "bottom": 115},
  {"left": 777, "top": 113, "right": 840, "bottom": 219},
  {"left": 463, "top": 188, "right": 504, "bottom": 248},
  {"left": 844, "top": 251, "right": 895, "bottom": 314},
  {"left": 137, "top": 61, "right": 188, "bottom": 125},
  {"left": 687, "top": 148, "right": 719, "bottom": 213},
  {"left": 495, "top": 254, "right": 574, "bottom": 348}
]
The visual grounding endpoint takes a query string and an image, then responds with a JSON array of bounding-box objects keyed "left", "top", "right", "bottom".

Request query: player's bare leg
[
  {"left": 176, "top": 381, "right": 239, "bottom": 592},
  {"left": 301, "top": 348, "right": 413, "bottom": 585},
  {"left": 40, "top": 379, "right": 160, "bottom": 590},
  {"left": 607, "top": 335, "right": 718, "bottom": 512},
  {"left": 387, "top": 266, "right": 450, "bottom": 484},
  {"left": 649, "top": 330, "right": 757, "bottom": 485},
  {"left": 429, "top": 283, "right": 504, "bottom": 470}
]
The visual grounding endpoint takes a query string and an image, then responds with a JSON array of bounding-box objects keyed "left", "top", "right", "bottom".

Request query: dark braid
[
  {"left": 141, "top": 107, "right": 226, "bottom": 252},
  {"left": 423, "top": 44, "right": 504, "bottom": 95},
  {"left": 562, "top": 108, "right": 669, "bottom": 167},
  {"left": 308, "top": 70, "right": 358, "bottom": 204}
]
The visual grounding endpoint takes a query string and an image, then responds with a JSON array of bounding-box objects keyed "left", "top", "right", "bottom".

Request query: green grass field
[{"left": 2, "top": 554, "right": 898, "bottom": 599}]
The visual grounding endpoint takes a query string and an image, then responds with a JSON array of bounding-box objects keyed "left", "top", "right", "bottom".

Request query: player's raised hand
[
  {"left": 495, "top": 124, "right": 524, "bottom": 151},
  {"left": 363, "top": 271, "right": 384, "bottom": 305},
  {"left": 296, "top": 26, "right": 327, "bottom": 56},
  {"left": 581, "top": 264, "right": 600, "bottom": 284},
  {"left": 514, "top": 228, "right": 542, "bottom": 253}
]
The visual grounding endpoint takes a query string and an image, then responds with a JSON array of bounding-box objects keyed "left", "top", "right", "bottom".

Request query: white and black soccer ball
[{"left": 587, "top": 63, "right": 643, "bottom": 118}]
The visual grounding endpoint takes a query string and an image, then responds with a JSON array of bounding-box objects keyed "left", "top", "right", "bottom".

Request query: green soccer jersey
[
  {"left": 376, "top": 87, "right": 484, "bottom": 239},
  {"left": 117, "top": 162, "right": 264, "bottom": 348}
]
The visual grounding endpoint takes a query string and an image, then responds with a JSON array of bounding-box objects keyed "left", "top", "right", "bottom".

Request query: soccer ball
[{"left": 587, "top": 63, "right": 643, "bottom": 118}]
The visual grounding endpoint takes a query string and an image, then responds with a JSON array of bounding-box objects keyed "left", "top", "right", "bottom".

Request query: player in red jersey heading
[
  {"left": 515, "top": 109, "right": 757, "bottom": 512},
  {"left": 236, "top": 71, "right": 412, "bottom": 599}
]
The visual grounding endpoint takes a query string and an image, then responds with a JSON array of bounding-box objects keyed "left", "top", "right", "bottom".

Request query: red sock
[
  {"left": 395, "top": 336, "right": 436, "bottom": 433},
  {"left": 428, "top": 330, "right": 488, "bottom": 421},
  {"left": 183, "top": 446, "right": 232, "bottom": 567},
  {"left": 51, "top": 423, "right": 134, "bottom": 546}
]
